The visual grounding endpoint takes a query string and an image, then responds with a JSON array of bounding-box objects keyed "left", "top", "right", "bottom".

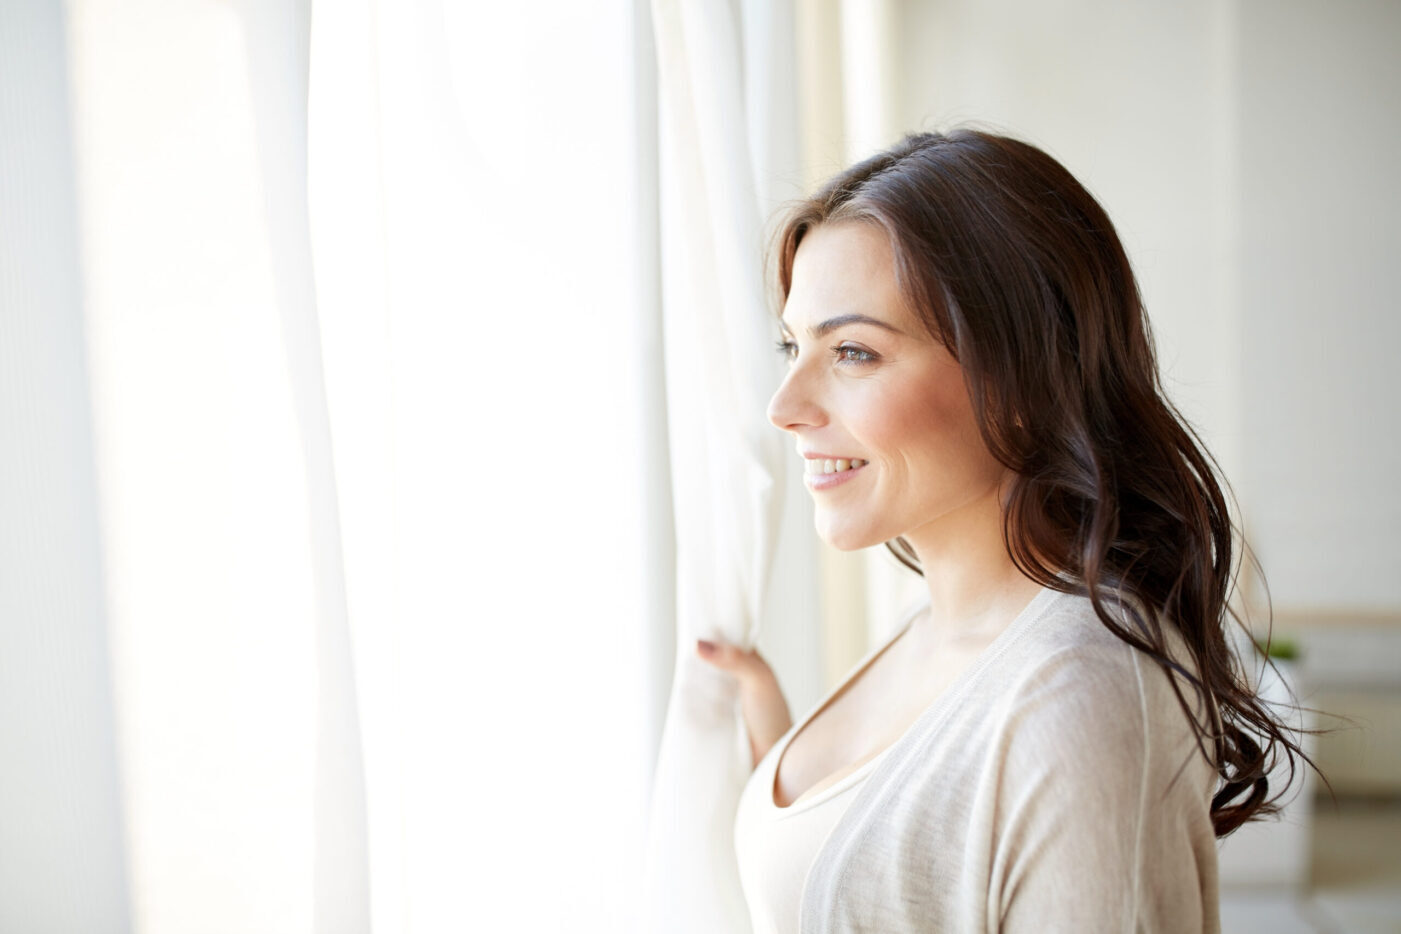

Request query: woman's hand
[{"left": 696, "top": 639, "right": 794, "bottom": 770}]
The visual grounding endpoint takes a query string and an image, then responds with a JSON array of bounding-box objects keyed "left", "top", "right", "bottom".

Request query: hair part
[{"left": 772, "top": 127, "right": 1329, "bottom": 837}]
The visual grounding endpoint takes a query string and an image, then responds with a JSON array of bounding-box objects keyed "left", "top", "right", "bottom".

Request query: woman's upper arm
[{"left": 993, "top": 648, "right": 1214, "bottom": 933}]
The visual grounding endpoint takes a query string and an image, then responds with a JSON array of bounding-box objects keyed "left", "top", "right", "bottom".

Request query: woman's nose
[{"left": 767, "top": 369, "right": 824, "bottom": 433}]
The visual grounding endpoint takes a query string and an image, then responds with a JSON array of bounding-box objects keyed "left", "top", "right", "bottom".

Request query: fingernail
[{"left": 697, "top": 639, "right": 716, "bottom": 655}]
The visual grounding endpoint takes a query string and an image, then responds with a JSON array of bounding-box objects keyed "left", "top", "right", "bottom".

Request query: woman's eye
[
  {"left": 776, "top": 338, "right": 876, "bottom": 365},
  {"left": 834, "top": 345, "right": 876, "bottom": 364}
]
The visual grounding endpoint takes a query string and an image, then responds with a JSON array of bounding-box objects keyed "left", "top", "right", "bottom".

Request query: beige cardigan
[{"left": 798, "top": 584, "right": 1221, "bottom": 933}]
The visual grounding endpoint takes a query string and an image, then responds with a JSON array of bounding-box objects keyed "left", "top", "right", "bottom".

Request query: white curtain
[
  {"left": 66, "top": 0, "right": 366, "bottom": 928},
  {"left": 9, "top": 0, "right": 662, "bottom": 930},
  {"left": 641, "top": 1, "right": 805, "bottom": 932},
  {"left": 307, "top": 1, "right": 659, "bottom": 929},
  {"left": 3, "top": 1, "right": 821, "bottom": 931},
  {"left": 0, "top": 2, "right": 131, "bottom": 931}
]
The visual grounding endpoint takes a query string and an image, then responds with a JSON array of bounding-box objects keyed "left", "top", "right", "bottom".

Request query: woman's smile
[{"left": 803, "top": 454, "right": 870, "bottom": 490}]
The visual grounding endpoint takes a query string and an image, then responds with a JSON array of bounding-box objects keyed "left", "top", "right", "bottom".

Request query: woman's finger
[{"left": 696, "top": 638, "right": 767, "bottom": 681}]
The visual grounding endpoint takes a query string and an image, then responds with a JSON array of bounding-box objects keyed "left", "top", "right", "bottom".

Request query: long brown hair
[{"left": 773, "top": 127, "right": 1324, "bottom": 836}]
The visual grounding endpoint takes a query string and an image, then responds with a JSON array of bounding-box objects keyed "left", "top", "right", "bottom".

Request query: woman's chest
[{"left": 772, "top": 637, "right": 986, "bottom": 808}]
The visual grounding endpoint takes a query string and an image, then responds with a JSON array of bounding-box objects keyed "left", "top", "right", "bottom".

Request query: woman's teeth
[{"left": 805, "top": 458, "right": 868, "bottom": 476}]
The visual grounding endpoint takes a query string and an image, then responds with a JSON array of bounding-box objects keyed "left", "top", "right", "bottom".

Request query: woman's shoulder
[
  {"left": 1017, "top": 586, "right": 1199, "bottom": 674},
  {"left": 995, "top": 586, "right": 1211, "bottom": 745}
]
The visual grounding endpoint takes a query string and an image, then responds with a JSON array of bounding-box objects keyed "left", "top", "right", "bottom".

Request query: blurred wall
[{"left": 1236, "top": 0, "right": 1401, "bottom": 612}]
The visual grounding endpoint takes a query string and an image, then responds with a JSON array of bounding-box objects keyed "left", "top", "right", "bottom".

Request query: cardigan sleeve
[{"left": 992, "top": 642, "right": 1217, "bottom": 933}]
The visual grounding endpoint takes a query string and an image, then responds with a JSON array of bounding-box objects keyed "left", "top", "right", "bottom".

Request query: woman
[{"left": 696, "top": 128, "right": 1314, "bottom": 932}]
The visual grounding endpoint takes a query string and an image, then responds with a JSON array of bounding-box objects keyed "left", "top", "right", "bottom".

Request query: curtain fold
[
  {"left": 237, "top": 3, "right": 373, "bottom": 930},
  {"left": 0, "top": 2, "right": 132, "bottom": 929},
  {"left": 642, "top": 1, "right": 798, "bottom": 930},
  {"left": 69, "top": 1, "right": 337, "bottom": 928}
]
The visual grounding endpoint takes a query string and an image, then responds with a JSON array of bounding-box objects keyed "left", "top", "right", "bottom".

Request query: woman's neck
[{"left": 901, "top": 477, "right": 1044, "bottom": 649}]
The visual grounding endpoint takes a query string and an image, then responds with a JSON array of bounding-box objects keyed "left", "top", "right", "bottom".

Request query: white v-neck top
[
  {"left": 732, "top": 584, "right": 1221, "bottom": 934},
  {"left": 732, "top": 602, "right": 924, "bottom": 934}
]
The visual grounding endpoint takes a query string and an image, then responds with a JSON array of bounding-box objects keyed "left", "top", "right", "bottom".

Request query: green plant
[{"left": 1253, "top": 634, "right": 1300, "bottom": 661}]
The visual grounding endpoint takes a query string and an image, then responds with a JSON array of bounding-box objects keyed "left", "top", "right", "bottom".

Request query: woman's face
[{"left": 767, "top": 221, "right": 1009, "bottom": 551}]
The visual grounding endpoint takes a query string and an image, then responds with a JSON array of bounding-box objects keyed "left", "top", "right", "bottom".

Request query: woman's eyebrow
[{"left": 780, "top": 313, "right": 906, "bottom": 338}]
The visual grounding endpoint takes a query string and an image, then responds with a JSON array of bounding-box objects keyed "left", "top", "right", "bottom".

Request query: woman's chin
[{"left": 814, "top": 518, "right": 884, "bottom": 552}]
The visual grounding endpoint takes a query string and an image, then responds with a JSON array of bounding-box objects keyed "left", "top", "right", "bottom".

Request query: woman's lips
[{"left": 805, "top": 461, "right": 868, "bottom": 491}]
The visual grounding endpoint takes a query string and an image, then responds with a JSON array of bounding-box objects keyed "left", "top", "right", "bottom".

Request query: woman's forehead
[{"left": 783, "top": 222, "right": 920, "bottom": 335}]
